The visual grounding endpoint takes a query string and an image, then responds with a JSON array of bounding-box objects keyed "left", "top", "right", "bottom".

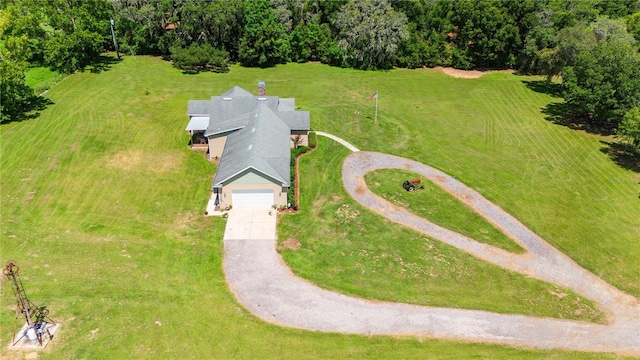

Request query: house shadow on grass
[{"left": 600, "top": 141, "right": 640, "bottom": 173}]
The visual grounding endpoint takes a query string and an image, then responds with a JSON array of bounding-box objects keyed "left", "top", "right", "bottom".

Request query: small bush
[
  {"left": 170, "top": 43, "right": 229, "bottom": 73},
  {"left": 308, "top": 131, "right": 317, "bottom": 148},
  {"left": 290, "top": 146, "right": 309, "bottom": 166},
  {"left": 288, "top": 146, "right": 311, "bottom": 208}
]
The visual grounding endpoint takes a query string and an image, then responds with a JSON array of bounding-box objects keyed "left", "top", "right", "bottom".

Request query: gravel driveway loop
[
  {"left": 222, "top": 146, "right": 640, "bottom": 356},
  {"left": 343, "top": 152, "right": 639, "bottom": 318}
]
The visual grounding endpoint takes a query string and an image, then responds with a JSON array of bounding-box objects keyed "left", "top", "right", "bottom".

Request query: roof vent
[
  {"left": 251, "top": 127, "right": 256, "bottom": 133},
  {"left": 247, "top": 144, "right": 253, "bottom": 151}
]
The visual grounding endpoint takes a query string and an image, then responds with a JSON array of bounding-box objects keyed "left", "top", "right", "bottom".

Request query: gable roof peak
[{"left": 221, "top": 86, "right": 254, "bottom": 98}]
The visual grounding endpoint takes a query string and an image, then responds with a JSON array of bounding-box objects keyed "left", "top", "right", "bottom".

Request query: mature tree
[
  {"left": 0, "top": 1, "right": 48, "bottom": 63},
  {"left": 109, "top": 0, "right": 166, "bottom": 55},
  {"left": 519, "top": 3, "right": 556, "bottom": 73},
  {"left": 162, "top": 0, "right": 244, "bottom": 60},
  {"left": 563, "top": 40, "right": 640, "bottom": 127},
  {"left": 617, "top": 107, "right": 640, "bottom": 152},
  {"left": 394, "top": 0, "right": 451, "bottom": 68},
  {"left": 271, "top": 0, "right": 294, "bottom": 33},
  {"left": 333, "top": 0, "right": 408, "bottom": 70},
  {"left": 537, "top": 23, "right": 597, "bottom": 81},
  {"left": 289, "top": 22, "right": 331, "bottom": 62},
  {"left": 3, "top": 0, "right": 112, "bottom": 73},
  {"left": 0, "top": 49, "right": 36, "bottom": 123},
  {"left": 448, "top": 0, "right": 522, "bottom": 69},
  {"left": 596, "top": 0, "right": 640, "bottom": 19},
  {"left": 547, "top": 0, "right": 600, "bottom": 29},
  {"left": 170, "top": 43, "right": 229, "bottom": 73},
  {"left": 44, "top": 29, "right": 104, "bottom": 73},
  {"left": 44, "top": 0, "right": 112, "bottom": 72},
  {"left": 238, "top": 0, "right": 290, "bottom": 67},
  {"left": 591, "top": 17, "right": 637, "bottom": 44},
  {"left": 627, "top": 11, "right": 640, "bottom": 43}
]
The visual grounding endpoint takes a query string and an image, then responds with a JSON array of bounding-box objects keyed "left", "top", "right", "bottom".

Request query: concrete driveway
[{"left": 223, "top": 207, "right": 277, "bottom": 240}]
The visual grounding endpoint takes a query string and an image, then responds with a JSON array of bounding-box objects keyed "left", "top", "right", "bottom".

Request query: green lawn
[
  {"left": 1, "top": 56, "right": 637, "bottom": 359},
  {"left": 25, "top": 65, "right": 64, "bottom": 95},
  {"left": 365, "top": 169, "right": 525, "bottom": 253}
]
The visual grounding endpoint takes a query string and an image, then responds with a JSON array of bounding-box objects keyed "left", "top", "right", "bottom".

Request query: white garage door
[{"left": 231, "top": 189, "right": 274, "bottom": 208}]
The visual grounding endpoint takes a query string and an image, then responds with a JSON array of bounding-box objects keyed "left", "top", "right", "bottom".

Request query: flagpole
[{"left": 375, "top": 90, "right": 378, "bottom": 123}]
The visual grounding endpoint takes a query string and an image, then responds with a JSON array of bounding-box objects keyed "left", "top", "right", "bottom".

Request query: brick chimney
[{"left": 258, "top": 81, "right": 266, "bottom": 96}]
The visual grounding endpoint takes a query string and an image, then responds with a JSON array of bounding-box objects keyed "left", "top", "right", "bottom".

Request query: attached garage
[{"left": 231, "top": 189, "right": 274, "bottom": 208}]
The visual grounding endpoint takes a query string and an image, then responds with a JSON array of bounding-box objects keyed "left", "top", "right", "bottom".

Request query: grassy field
[
  {"left": 365, "top": 169, "right": 525, "bottom": 253},
  {"left": 1, "top": 55, "right": 638, "bottom": 359},
  {"left": 279, "top": 139, "right": 603, "bottom": 321},
  {"left": 25, "top": 65, "right": 64, "bottom": 95}
]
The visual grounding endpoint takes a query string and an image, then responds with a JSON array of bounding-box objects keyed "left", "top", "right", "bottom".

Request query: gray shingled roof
[
  {"left": 212, "top": 103, "right": 291, "bottom": 187},
  {"left": 277, "top": 111, "right": 310, "bottom": 131},
  {"left": 203, "top": 96, "right": 303, "bottom": 137},
  {"left": 221, "top": 86, "right": 254, "bottom": 98},
  {"left": 187, "top": 100, "right": 211, "bottom": 116},
  {"left": 278, "top": 98, "right": 295, "bottom": 111},
  {"left": 187, "top": 85, "right": 309, "bottom": 189}
]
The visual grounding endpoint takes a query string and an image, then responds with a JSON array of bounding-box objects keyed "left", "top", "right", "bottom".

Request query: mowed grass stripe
[
  {"left": 365, "top": 169, "right": 525, "bottom": 253},
  {"left": 1, "top": 57, "right": 636, "bottom": 359},
  {"left": 280, "top": 137, "right": 604, "bottom": 322}
]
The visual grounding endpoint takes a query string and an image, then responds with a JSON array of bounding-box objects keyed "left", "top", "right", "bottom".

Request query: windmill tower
[{"left": 3, "top": 261, "right": 59, "bottom": 348}]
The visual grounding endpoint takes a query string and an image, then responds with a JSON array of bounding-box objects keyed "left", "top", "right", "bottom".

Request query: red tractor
[{"left": 402, "top": 178, "right": 424, "bottom": 192}]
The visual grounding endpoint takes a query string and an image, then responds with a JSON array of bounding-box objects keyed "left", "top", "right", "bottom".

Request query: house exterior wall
[
  {"left": 215, "top": 169, "right": 288, "bottom": 208},
  {"left": 208, "top": 136, "right": 227, "bottom": 159}
]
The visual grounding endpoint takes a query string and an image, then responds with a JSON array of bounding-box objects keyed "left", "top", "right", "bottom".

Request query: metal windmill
[{"left": 3, "top": 261, "right": 56, "bottom": 346}]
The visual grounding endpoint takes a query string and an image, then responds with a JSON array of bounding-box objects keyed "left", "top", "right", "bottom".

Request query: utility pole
[{"left": 110, "top": 19, "right": 120, "bottom": 60}]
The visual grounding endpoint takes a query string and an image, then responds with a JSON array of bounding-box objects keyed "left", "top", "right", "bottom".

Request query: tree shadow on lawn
[
  {"left": 524, "top": 80, "right": 638, "bottom": 174},
  {"left": 523, "top": 80, "right": 617, "bottom": 136},
  {"left": 86, "top": 54, "right": 122, "bottom": 74},
  {"left": 540, "top": 101, "right": 617, "bottom": 136},
  {"left": 522, "top": 80, "right": 563, "bottom": 98},
  {"left": 600, "top": 141, "right": 640, "bottom": 173},
  {"left": 1, "top": 96, "right": 55, "bottom": 125}
]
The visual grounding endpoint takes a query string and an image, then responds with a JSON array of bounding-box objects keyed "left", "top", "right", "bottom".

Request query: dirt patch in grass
[
  {"left": 436, "top": 67, "right": 514, "bottom": 79},
  {"left": 437, "top": 67, "right": 486, "bottom": 79},
  {"left": 173, "top": 212, "right": 197, "bottom": 229},
  {"left": 280, "top": 238, "right": 301, "bottom": 250},
  {"left": 105, "top": 149, "right": 182, "bottom": 172},
  {"left": 106, "top": 149, "right": 143, "bottom": 170}
]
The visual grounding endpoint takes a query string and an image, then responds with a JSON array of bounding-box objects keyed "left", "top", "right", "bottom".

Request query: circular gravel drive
[{"left": 223, "top": 144, "right": 640, "bottom": 355}]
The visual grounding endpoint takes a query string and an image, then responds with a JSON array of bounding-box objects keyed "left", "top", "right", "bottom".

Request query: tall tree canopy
[
  {"left": 563, "top": 40, "right": 640, "bottom": 127},
  {"left": 3, "top": 0, "right": 640, "bottom": 144},
  {"left": 0, "top": 48, "right": 37, "bottom": 123},
  {"left": 333, "top": 0, "right": 408, "bottom": 70},
  {"left": 2, "top": 0, "right": 111, "bottom": 73},
  {"left": 238, "top": 0, "right": 290, "bottom": 67}
]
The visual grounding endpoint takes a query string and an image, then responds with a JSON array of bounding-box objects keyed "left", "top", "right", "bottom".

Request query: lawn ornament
[
  {"left": 3, "top": 261, "right": 57, "bottom": 347},
  {"left": 402, "top": 178, "right": 425, "bottom": 192}
]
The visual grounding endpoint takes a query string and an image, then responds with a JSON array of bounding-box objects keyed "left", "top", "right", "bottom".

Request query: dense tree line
[{"left": 2, "top": 0, "right": 640, "bottom": 150}]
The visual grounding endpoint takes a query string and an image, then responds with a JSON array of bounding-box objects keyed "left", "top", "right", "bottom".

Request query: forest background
[{"left": 1, "top": 0, "right": 640, "bottom": 151}]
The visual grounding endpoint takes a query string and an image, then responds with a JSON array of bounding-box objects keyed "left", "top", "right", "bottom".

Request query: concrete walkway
[
  {"left": 315, "top": 131, "right": 360, "bottom": 152},
  {"left": 222, "top": 135, "right": 640, "bottom": 355}
]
